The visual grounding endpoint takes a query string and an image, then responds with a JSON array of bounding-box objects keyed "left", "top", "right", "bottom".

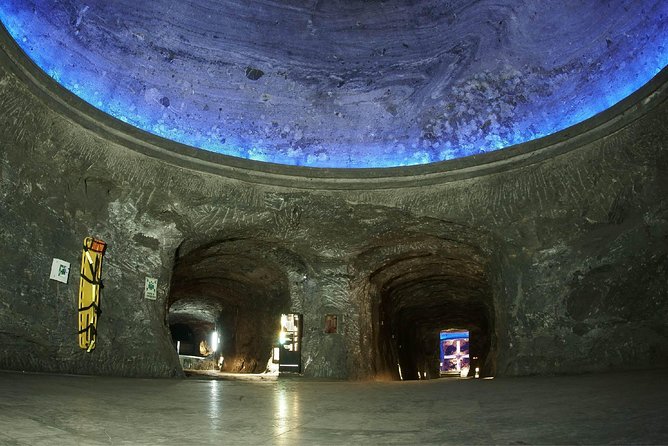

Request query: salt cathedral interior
[{"left": 0, "top": 0, "right": 667, "bottom": 444}]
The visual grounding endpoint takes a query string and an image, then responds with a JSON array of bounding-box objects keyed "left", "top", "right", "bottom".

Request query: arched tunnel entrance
[
  {"left": 365, "top": 239, "right": 496, "bottom": 381},
  {"left": 167, "top": 239, "right": 291, "bottom": 374}
]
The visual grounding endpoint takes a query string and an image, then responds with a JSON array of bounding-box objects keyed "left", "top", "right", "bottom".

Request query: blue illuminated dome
[{"left": 0, "top": 0, "right": 666, "bottom": 168}]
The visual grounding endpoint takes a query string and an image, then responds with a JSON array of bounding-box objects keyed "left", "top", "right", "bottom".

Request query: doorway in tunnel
[
  {"left": 167, "top": 240, "right": 291, "bottom": 375},
  {"left": 275, "top": 313, "right": 303, "bottom": 373},
  {"left": 368, "top": 247, "right": 496, "bottom": 381}
]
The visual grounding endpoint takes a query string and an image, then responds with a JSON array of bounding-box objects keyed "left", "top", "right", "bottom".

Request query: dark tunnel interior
[
  {"left": 369, "top": 249, "right": 496, "bottom": 381},
  {"left": 167, "top": 239, "right": 291, "bottom": 373}
]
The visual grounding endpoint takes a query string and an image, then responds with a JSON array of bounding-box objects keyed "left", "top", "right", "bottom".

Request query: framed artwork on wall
[{"left": 324, "top": 314, "right": 338, "bottom": 334}]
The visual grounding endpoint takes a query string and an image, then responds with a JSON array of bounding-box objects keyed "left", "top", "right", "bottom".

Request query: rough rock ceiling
[
  {"left": 167, "top": 239, "right": 292, "bottom": 335},
  {"left": 1, "top": 0, "right": 666, "bottom": 167}
]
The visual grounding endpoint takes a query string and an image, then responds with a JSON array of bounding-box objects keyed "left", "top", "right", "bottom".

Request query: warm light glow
[
  {"left": 274, "top": 386, "right": 299, "bottom": 444},
  {"left": 279, "top": 330, "right": 287, "bottom": 345}
]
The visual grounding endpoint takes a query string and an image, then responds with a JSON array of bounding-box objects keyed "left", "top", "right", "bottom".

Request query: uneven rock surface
[
  {"left": 0, "top": 29, "right": 667, "bottom": 379},
  {"left": 1, "top": 0, "right": 666, "bottom": 166}
]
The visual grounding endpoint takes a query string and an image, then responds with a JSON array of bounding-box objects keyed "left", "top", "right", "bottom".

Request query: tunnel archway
[
  {"left": 167, "top": 239, "right": 292, "bottom": 374},
  {"left": 358, "top": 234, "right": 497, "bottom": 381}
]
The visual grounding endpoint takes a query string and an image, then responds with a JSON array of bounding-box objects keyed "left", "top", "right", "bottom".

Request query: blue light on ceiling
[{"left": 0, "top": 1, "right": 666, "bottom": 168}]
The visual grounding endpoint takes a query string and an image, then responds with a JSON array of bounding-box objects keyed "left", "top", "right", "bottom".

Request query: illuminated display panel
[
  {"left": 0, "top": 1, "right": 666, "bottom": 168},
  {"left": 440, "top": 330, "right": 470, "bottom": 375}
]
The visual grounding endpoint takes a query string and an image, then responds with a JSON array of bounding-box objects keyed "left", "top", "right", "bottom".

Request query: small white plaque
[
  {"left": 49, "top": 258, "right": 71, "bottom": 284},
  {"left": 145, "top": 277, "right": 158, "bottom": 300}
]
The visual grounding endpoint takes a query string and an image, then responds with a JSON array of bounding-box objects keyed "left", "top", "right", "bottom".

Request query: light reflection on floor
[
  {"left": 208, "top": 380, "right": 220, "bottom": 420},
  {"left": 274, "top": 385, "right": 300, "bottom": 443},
  {"left": 0, "top": 369, "right": 666, "bottom": 444}
]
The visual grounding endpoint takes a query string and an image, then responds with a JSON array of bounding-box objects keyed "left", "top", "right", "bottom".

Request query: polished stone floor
[{"left": 0, "top": 369, "right": 666, "bottom": 445}]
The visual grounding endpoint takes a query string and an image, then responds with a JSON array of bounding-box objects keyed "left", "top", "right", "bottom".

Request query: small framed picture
[{"left": 324, "top": 314, "right": 338, "bottom": 334}]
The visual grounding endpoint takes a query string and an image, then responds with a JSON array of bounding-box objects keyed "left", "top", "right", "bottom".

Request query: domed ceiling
[{"left": 1, "top": 0, "right": 666, "bottom": 168}]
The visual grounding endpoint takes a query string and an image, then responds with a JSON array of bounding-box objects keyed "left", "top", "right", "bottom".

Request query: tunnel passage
[
  {"left": 168, "top": 239, "right": 291, "bottom": 373},
  {"left": 363, "top": 238, "right": 496, "bottom": 381},
  {"left": 167, "top": 299, "right": 221, "bottom": 357}
]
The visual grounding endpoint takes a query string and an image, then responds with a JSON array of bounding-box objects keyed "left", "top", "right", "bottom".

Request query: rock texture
[
  {"left": 0, "top": 0, "right": 666, "bottom": 166},
  {"left": 0, "top": 27, "right": 667, "bottom": 379}
]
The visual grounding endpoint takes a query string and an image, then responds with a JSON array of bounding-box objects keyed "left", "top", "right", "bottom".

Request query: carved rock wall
[{"left": 0, "top": 43, "right": 666, "bottom": 379}]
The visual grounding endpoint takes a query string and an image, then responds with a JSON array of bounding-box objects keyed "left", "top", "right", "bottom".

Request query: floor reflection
[
  {"left": 274, "top": 385, "right": 300, "bottom": 442},
  {"left": 208, "top": 380, "right": 220, "bottom": 420}
]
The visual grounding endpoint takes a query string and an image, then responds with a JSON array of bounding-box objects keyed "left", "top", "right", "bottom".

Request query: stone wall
[{"left": 0, "top": 35, "right": 666, "bottom": 379}]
